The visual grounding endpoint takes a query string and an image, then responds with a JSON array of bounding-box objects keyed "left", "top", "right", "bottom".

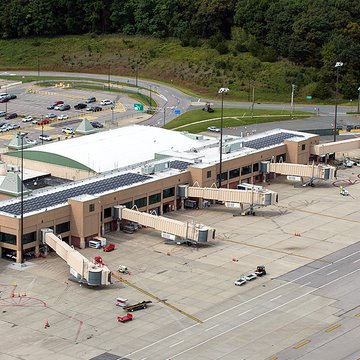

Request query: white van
[{"left": 89, "top": 240, "right": 102, "bottom": 249}]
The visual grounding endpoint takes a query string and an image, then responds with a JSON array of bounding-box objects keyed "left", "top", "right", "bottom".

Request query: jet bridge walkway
[
  {"left": 113, "top": 206, "right": 215, "bottom": 243},
  {"left": 41, "top": 229, "right": 111, "bottom": 286},
  {"left": 261, "top": 161, "right": 336, "bottom": 183}
]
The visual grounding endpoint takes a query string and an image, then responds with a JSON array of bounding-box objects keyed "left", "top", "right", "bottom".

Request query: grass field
[{"left": 165, "top": 108, "right": 311, "bottom": 133}]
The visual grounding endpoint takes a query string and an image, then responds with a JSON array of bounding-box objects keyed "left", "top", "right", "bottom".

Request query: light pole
[
  {"left": 41, "top": 122, "right": 44, "bottom": 144},
  {"left": 149, "top": 85, "right": 152, "bottom": 111},
  {"left": 357, "top": 86, "right": 360, "bottom": 113},
  {"left": 334, "top": 61, "right": 343, "bottom": 142},
  {"left": 17, "top": 131, "right": 28, "bottom": 264},
  {"left": 290, "top": 84, "right": 296, "bottom": 118},
  {"left": 218, "top": 87, "right": 229, "bottom": 188},
  {"left": 135, "top": 61, "right": 139, "bottom": 87},
  {"left": 108, "top": 65, "right": 111, "bottom": 90}
]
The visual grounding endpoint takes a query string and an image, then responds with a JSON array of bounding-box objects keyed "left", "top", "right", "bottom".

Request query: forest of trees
[{"left": 0, "top": 0, "right": 359, "bottom": 98}]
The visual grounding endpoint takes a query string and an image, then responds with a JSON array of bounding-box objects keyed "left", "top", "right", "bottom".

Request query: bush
[{"left": 216, "top": 42, "right": 229, "bottom": 55}]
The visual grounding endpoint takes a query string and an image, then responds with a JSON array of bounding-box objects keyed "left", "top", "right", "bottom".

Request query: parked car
[
  {"left": 86, "top": 105, "right": 102, "bottom": 112},
  {"left": 5, "top": 94, "right": 17, "bottom": 100},
  {"left": 103, "top": 243, "right": 115, "bottom": 252},
  {"left": 0, "top": 97, "right": 9, "bottom": 103},
  {"left": 22, "top": 116, "right": 33, "bottom": 122},
  {"left": 8, "top": 124, "right": 20, "bottom": 130},
  {"left": 26, "top": 138, "right": 37, "bottom": 145},
  {"left": 234, "top": 277, "right": 247, "bottom": 286},
  {"left": 5, "top": 113, "right": 17, "bottom": 120},
  {"left": 58, "top": 104, "right": 71, "bottom": 111},
  {"left": 35, "top": 119, "right": 50, "bottom": 125},
  {"left": 90, "top": 121, "right": 103, "bottom": 128},
  {"left": 100, "top": 99, "right": 113, "bottom": 105},
  {"left": 54, "top": 100, "right": 64, "bottom": 105},
  {"left": 45, "top": 113, "right": 57, "bottom": 119},
  {"left": 244, "top": 273, "right": 257, "bottom": 281},
  {"left": 207, "top": 126, "right": 221, "bottom": 132},
  {"left": 85, "top": 97, "right": 96, "bottom": 103},
  {"left": 74, "top": 103, "right": 87, "bottom": 110},
  {"left": 57, "top": 114, "right": 69, "bottom": 120},
  {"left": 62, "top": 127, "right": 74, "bottom": 134},
  {"left": 39, "top": 134, "right": 53, "bottom": 141},
  {"left": 0, "top": 111, "right": 7, "bottom": 117},
  {"left": 47, "top": 103, "right": 56, "bottom": 110}
]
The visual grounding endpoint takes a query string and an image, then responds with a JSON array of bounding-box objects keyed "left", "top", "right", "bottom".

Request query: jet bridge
[
  {"left": 113, "top": 206, "right": 215, "bottom": 244},
  {"left": 260, "top": 161, "right": 336, "bottom": 184},
  {"left": 41, "top": 229, "right": 111, "bottom": 286},
  {"left": 178, "top": 183, "right": 278, "bottom": 215}
]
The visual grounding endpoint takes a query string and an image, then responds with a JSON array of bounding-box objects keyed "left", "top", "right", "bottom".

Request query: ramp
[
  {"left": 42, "top": 229, "right": 111, "bottom": 286},
  {"left": 113, "top": 206, "right": 215, "bottom": 243}
]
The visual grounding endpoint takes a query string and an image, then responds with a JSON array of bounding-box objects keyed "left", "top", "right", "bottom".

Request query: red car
[
  {"left": 36, "top": 119, "right": 50, "bottom": 125},
  {"left": 103, "top": 243, "right": 115, "bottom": 252},
  {"left": 55, "top": 100, "right": 64, "bottom": 105},
  {"left": 5, "top": 113, "right": 17, "bottom": 120},
  {"left": 0, "top": 98, "right": 9, "bottom": 103},
  {"left": 117, "top": 313, "right": 133, "bottom": 323}
]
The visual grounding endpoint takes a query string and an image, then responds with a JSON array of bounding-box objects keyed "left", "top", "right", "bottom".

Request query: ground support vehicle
[
  {"left": 103, "top": 243, "right": 115, "bottom": 252},
  {"left": 118, "top": 265, "right": 130, "bottom": 274},
  {"left": 254, "top": 265, "right": 266, "bottom": 276},
  {"left": 234, "top": 277, "right": 247, "bottom": 286},
  {"left": 123, "top": 301, "right": 152, "bottom": 312},
  {"left": 117, "top": 313, "right": 133, "bottom": 322}
]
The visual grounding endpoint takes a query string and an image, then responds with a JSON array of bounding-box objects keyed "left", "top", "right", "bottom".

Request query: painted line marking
[
  {"left": 353, "top": 259, "right": 360, "bottom": 264},
  {"left": 140, "top": 358, "right": 147, "bottom": 360},
  {"left": 269, "top": 295, "right": 282, "bottom": 302},
  {"left": 237, "top": 309, "right": 251, "bottom": 317},
  {"left": 293, "top": 340, "right": 310, "bottom": 349},
  {"left": 355, "top": 313, "right": 360, "bottom": 317},
  {"left": 165, "top": 268, "right": 360, "bottom": 359},
  {"left": 327, "top": 270, "right": 338, "bottom": 276},
  {"left": 169, "top": 340, "right": 184, "bottom": 348},
  {"left": 205, "top": 324, "right": 219, "bottom": 332},
  {"left": 119, "top": 262, "right": 360, "bottom": 360},
  {"left": 299, "top": 281, "right": 312, "bottom": 288},
  {"left": 325, "top": 324, "right": 341, "bottom": 333}
]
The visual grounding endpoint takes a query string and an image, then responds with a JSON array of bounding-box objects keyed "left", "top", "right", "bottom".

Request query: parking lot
[
  {"left": 0, "top": 83, "right": 149, "bottom": 147},
  {"left": 1, "top": 168, "right": 359, "bottom": 360}
]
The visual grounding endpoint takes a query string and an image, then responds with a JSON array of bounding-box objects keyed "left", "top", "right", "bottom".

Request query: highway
[{"left": 116, "top": 242, "right": 360, "bottom": 360}]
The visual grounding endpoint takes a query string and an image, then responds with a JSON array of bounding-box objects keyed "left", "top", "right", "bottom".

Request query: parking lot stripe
[
  {"left": 112, "top": 272, "right": 203, "bottom": 324},
  {"left": 293, "top": 340, "right": 310, "bottom": 349},
  {"left": 169, "top": 340, "right": 184, "bottom": 348},
  {"left": 326, "top": 270, "right": 338, "bottom": 276},
  {"left": 205, "top": 324, "right": 219, "bottom": 332},
  {"left": 237, "top": 309, "right": 251, "bottom": 317},
  {"left": 353, "top": 259, "right": 360, "bottom": 263},
  {"left": 269, "top": 295, "right": 282, "bottom": 302},
  {"left": 325, "top": 324, "right": 341, "bottom": 333}
]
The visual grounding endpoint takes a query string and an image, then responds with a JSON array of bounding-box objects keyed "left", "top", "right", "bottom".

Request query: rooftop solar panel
[
  {"left": 0, "top": 172, "right": 152, "bottom": 216},
  {"left": 169, "top": 160, "right": 191, "bottom": 171},
  {"left": 244, "top": 132, "right": 303, "bottom": 150}
]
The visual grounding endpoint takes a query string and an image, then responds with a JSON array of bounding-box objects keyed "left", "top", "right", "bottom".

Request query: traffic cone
[
  {"left": 44, "top": 320, "right": 49, "bottom": 329},
  {"left": 232, "top": 257, "right": 239, "bottom": 262},
  {"left": 166, "top": 251, "right": 171, "bottom": 256}
]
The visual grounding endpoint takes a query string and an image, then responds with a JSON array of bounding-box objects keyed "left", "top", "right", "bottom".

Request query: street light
[
  {"left": 149, "top": 85, "right": 152, "bottom": 111},
  {"left": 17, "top": 131, "right": 28, "bottom": 264},
  {"left": 334, "top": 61, "right": 343, "bottom": 142},
  {"left": 357, "top": 86, "right": 360, "bottom": 113},
  {"left": 290, "top": 84, "right": 296, "bottom": 118},
  {"left": 218, "top": 87, "right": 230, "bottom": 189}
]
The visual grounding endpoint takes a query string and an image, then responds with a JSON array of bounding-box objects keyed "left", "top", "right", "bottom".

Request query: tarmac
[{"left": 0, "top": 167, "right": 360, "bottom": 359}]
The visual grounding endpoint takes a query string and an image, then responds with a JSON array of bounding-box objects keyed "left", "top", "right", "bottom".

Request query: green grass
[
  {"left": 0, "top": 34, "right": 322, "bottom": 103},
  {"left": 165, "top": 108, "right": 311, "bottom": 133}
]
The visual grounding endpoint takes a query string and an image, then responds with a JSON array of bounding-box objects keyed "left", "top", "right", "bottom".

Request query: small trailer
[{"left": 123, "top": 301, "right": 152, "bottom": 312}]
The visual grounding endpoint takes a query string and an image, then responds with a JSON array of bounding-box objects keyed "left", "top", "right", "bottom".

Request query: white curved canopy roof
[{"left": 28, "top": 125, "right": 207, "bottom": 173}]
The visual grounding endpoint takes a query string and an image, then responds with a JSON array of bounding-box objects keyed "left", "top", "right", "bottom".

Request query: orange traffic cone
[
  {"left": 232, "top": 257, "right": 239, "bottom": 262},
  {"left": 44, "top": 320, "right": 50, "bottom": 329}
]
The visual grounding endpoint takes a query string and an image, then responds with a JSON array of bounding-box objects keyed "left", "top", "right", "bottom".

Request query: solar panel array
[
  {"left": 169, "top": 160, "right": 191, "bottom": 171},
  {"left": 243, "top": 132, "right": 303, "bottom": 150},
  {"left": 0, "top": 173, "right": 151, "bottom": 216}
]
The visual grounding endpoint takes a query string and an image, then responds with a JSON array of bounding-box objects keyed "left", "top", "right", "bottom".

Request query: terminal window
[
  {"left": 89, "top": 204, "right": 95, "bottom": 212},
  {"left": 207, "top": 170, "right": 211, "bottom": 178},
  {"left": 149, "top": 193, "right": 161, "bottom": 205},
  {"left": 163, "top": 187, "right": 175, "bottom": 198}
]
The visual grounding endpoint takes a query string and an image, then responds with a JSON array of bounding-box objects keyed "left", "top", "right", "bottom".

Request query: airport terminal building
[{"left": 0, "top": 125, "right": 319, "bottom": 262}]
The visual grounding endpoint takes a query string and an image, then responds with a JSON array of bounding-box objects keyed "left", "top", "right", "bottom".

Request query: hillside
[{"left": 0, "top": 35, "right": 319, "bottom": 102}]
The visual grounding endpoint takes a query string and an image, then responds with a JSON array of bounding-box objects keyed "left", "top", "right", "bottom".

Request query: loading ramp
[
  {"left": 113, "top": 206, "right": 215, "bottom": 244},
  {"left": 41, "top": 229, "right": 111, "bottom": 286},
  {"left": 178, "top": 183, "right": 278, "bottom": 215},
  {"left": 261, "top": 161, "right": 336, "bottom": 185}
]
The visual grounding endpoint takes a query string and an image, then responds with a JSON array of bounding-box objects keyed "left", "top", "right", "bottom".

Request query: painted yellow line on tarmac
[
  {"left": 79, "top": 115, "right": 97, "bottom": 120},
  {"left": 355, "top": 313, "right": 360, "bottom": 317},
  {"left": 293, "top": 340, "right": 310, "bottom": 349},
  {"left": 112, "top": 272, "right": 203, "bottom": 324},
  {"left": 114, "top": 101, "right": 126, "bottom": 112},
  {"left": 325, "top": 324, "right": 341, "bottom": 333}
]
